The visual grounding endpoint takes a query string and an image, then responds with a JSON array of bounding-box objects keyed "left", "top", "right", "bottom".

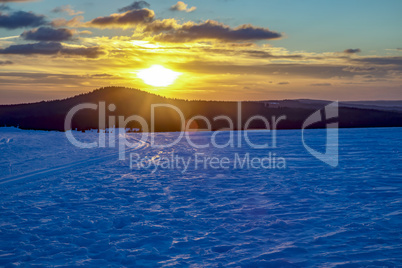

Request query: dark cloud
[
  {"left": 0, "top": 60, "right": 12, "bottom": 65},
  {"left": 310, "top": 83, "right": 332, "bottom": 86},
  {"left": 397, "top": 48, "right": 402, "bottom": 51},
  {"left": 0, "top": 72, "right": 115, "bottom": 80},
  {"left": 21, "top": 27, "right": 74, "bottom": 41},
  {"left": 200, "top": 47, "right": 303, "bottom": 60},
  {"left": 0, "top": 42, "right": 62, "bottom": 55},
  {"left": 118, "top": 1, "right": 150, "bottom": 12},
  {"left": 89, "top": 73, "right": 114, "bottom": 78},
  {"left": 0, "top": 42, "right": 104, "bottom": 58},
  {"left": 87, "top": 9, "right": 154, "bottom": 28},
  {"left": 61, "top": 46, "right": 104, "bottom": 58},
  {"left": 344, "top": 48, "right": 361, "bottom": 54},
  {"left": 0, "top": 72, "right": 85, "bottom": 79},
  {"left": 343, "top": 66, "right": 376, "bottom": 73},
  {"left": 0, "top": 10, "right": 46, "bottom": 29},
  {"left": 153, "top": 20, "right": 282, "bottom": 42},
  {"left": 143, "top": 19, "right": 178, "bottom": 32},
  {"left": 352, "top": 57, "right": 402, "bottom": 66},
  {"left": 278, "top": 82, "right": 289, "bottom": 85},
  {"left": 173, "top": 61, "right": 385, "bottom": 79}
]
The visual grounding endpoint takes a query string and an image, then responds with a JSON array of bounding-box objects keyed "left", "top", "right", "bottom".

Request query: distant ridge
[{"left": 0, "top": 87, "right": 401, "bottom": 132}]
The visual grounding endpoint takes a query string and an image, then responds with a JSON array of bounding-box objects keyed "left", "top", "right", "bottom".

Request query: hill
[{"left": 0, "top": 87, "right": 401, "bottom": 132}]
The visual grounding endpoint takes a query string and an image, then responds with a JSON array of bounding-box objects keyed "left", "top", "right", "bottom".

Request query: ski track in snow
[
  {"left": 0, "top": 127, "right": 401, "bottom": 267},
  {"left": 0, "top": 135, "right": 150, "bottom": 186}
]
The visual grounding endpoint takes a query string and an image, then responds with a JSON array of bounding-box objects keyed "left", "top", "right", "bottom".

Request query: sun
[{"left": 137, "top": 65, "right": 181, "bottom": 87}]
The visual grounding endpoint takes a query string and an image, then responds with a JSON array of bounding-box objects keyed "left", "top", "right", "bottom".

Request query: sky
[{"left": 0, "top": 0, "right": 401, "bottom": 104}]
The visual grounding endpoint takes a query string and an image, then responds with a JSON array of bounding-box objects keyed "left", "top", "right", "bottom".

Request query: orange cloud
[{"left": 170, "top": 1, "right": 196, "bottom": 13}]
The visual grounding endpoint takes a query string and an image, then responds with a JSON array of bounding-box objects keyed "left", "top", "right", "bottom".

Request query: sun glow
[{"left": 137, "top": 65, "right": 181, "bottom": 87}]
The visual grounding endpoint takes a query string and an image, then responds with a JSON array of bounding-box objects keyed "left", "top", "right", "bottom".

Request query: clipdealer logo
[
  {"left": 64, "top": 101, "right": 339, "bottom": 168},
  {"left": 302, "top": 102, "right": 339, "bottom": 167}
]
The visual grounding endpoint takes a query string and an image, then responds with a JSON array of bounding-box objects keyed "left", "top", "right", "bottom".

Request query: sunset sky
[{"left": 0, "top": 0, "right": 401, "bottom": 104}]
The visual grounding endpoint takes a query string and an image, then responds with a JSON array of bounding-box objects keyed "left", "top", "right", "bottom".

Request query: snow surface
[{"left": 0, "top": 127, "right": 401, "bottom": 267}]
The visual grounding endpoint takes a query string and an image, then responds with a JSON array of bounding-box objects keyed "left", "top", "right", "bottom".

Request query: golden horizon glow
[{"left": 137, "top": 65, "right": 181, "bottom": 87}]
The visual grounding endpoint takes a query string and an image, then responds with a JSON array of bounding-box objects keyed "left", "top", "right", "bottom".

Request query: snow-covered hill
[{"left": 0, "top": 128, "right": 401, "bottom": 266}]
